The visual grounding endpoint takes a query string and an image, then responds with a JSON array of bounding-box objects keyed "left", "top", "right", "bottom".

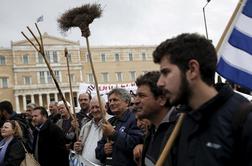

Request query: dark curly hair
[
  {"left": 153, "top": 33, "right": 217, "bottom": 85},
  {"left": 135, "top": 71, "right": 164, "bottom": 99}
]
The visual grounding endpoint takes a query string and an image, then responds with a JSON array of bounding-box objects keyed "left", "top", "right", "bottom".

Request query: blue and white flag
[
  {"left": 36, "top": 15, "right": 44, "bottom": 23},
  {"left": 217, "top": 0, "right": 252, "bottom": 90}
]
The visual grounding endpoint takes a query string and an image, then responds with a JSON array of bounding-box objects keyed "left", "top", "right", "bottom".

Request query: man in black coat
[
  {"left": 153, "top": 33, "right": 252, "bottom": 166},
  {"left": 32, "top": 106, "right": 69, "bottom": 166}
]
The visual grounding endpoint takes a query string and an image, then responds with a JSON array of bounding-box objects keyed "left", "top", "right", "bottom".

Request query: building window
[
  {"left": 23, "top": 54, "right": 29, "bottom": 64},
  {"left": 66, "top": 74, "right": 75, "bottom": 83},
  {"left": 37, "top": 51, "right": 59, "bottom": 64},
  {"left": 115, "top": 53, "right": 120, "bottom": 62},
  {"left": 116, "top": 72, "right": 123, "bottom": 82},
  {"left": 101, "top": 53, "right": 106, "bottom": 62},
  {"left": 47, "top": 71, "right": 52, "bottom": 83},
  {"left": 101, "top": 72, "right": 109, "bottom": 83},
  {"left": 88, "top": 73, "right": 94, "bottom": 83},
  {"left": 128, "top": 53, "right": 133, "bottom": 61},
  {"left": 39, "top": 71, "right": 60, "bottom": 84},
  {"left": 39, "top": 71, "right": 46, "bottom": 84},
  {"left": 142, "top": 53, "right": 146, "bottom": 61},
  {"left": 54, "top": 71, "right": 60, "bottom": 82},
  {"left": 86, "top": 53, "right": 90, "bottom": 62},
  {"left": 45, "top": 51, "right": 50, "bottom": 62},
  {"left": 70, "top": 74, "right": 75, "bottom": 82},
  {"left": 0, "top": 56, "right": 6, "bottom": 65},
  {"left": 38, "top": 53, "right": 44, "bottom": 64},
  {"left": 129, "top": 71, "right": 136, "bottom": 81},
  {"left": 0, "top": 77, "right": 8, "bottom": 88},
  {"left": 67, "top": 52, "right": 72, "bottom": 63},
  {"left": 23, "top": 76, "right": 32, "bottom": 85},
  {"left": 52, "top": 51, "right": 58, "bottom": 63}
]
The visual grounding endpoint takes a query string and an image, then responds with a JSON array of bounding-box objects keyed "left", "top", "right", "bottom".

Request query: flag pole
[{"left": 216, "top": 0, "right": 244, "bottom": 52}]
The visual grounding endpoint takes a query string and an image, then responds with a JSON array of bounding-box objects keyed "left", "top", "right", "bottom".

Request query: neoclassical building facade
[{"left": 0, "top": 33, "right": 158, "bottom": 112}]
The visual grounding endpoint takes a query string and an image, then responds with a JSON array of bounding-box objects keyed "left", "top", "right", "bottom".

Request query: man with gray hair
[{"left": 96, "top": 88, "right": 144, "bottom": 166}]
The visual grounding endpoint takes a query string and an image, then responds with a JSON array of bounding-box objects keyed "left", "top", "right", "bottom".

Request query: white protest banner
[{"left": 79, "top": 82, "right": 137, "bottom": 100}]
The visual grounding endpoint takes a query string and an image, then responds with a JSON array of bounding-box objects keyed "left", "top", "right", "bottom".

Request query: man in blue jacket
[
  {"left": 95, "top": 88, "right": 144, "bottom": 166},
  {"left": 153, "top": 33, "right": 252, "bottom": 166}
]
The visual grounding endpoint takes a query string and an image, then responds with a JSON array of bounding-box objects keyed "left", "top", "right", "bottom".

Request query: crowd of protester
[{"left": 0, "top": 33, "right": 252, "bottom": 166}]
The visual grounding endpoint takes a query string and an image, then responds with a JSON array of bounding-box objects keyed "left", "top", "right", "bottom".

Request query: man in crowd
[
  {"left": 77, "top": 92, "right": 92, "bottom": 127},
  {"left": 153, "top": 33, "right": 252, "bottom": 166},
  {"left": 133, "top": 71, "right": 177, "bottom": 166},
  {"left": 96, "top": 88, "right": 144, "bottom": 166},
  {"left": 48, "top": 101, "right": 61, "bottom": 123},
  {"left": 74, "top": 96, "right": 108, "bottom": 165},
  {"left": 32, "top": 106, "right": 69, "bottom": 166},
  {"left": 25, "top": 103, "right": 38, "bottom": 123},
  {"left": 56, "top": 101, "right": 77, "bottom": 150}
]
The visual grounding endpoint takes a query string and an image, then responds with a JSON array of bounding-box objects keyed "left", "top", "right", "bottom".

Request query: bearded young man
[{"left": 153, "top": 33, "right": 252, "bottom": 166}]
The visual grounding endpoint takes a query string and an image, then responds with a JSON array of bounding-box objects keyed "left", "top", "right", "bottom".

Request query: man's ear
[
  {"left": 158, "top": 95, "right": 167, "bottom": 107},
  {"left": 186, "top": 59, "right": 200, "bottom": 81}
]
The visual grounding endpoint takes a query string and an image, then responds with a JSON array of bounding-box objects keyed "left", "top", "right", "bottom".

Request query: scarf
[{"left": 0, "top": 136, "right": 14, "bottom": 165}]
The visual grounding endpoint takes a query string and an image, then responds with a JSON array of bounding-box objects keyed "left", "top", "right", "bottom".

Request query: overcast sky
[{"left": 0, "top": 0, "right": 238, "bottom": 48}]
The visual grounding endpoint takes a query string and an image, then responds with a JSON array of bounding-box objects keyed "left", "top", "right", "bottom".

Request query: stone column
[
  {"left": 31, "top": 94, "right": 35, "bottom": 104},
  {"left": 15, "top": 95, "right": 20, "bottom": 113},
  {"left": 54, "top": 93, "right": 58, "bottom": 102},
  {"left": 76, "top": 92, "right": 80, "bottom": 108},
  {"left": 47, "top": 93, "right": 50, "bottom": 106},
  {"left": 39, "top": 94, "right": 43, "bottom": 106},
  {"left": 23, "top": 95, "right": 27, "bottom": 111}
]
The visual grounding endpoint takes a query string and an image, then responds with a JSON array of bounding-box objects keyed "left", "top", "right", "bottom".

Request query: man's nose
[
  {"left": 157, "top": 76, "right": 164, "bottom": 87},
  {"left": 134, "top": 97, "right": 140, "bottom": 105}
]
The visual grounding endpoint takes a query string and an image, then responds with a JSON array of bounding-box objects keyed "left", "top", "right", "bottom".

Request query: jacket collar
[
  {"left": 117, "top": 109, "right": 131, "bottom": 122},
  {"left": 188, "top": 84, "right": 234, "bottom": 122}
]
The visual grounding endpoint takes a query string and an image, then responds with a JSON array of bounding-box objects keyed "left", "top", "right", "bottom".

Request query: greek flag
[
  {"left": 36, "top": 15, "right": 44, "bottom": 23},
  {"left": 217, "top": 0, "right": 252, "bottom": 90}
]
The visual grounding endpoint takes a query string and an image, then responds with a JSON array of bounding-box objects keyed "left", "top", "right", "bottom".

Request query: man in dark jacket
[
  {"left": 133, "top": 71, "right": 177, "bottom": 166},
  {"left": 153, "top": 33, "right": 252, "bottom": 166},
  {"left": 32, "top": 106, "right": 69, "bottom": 166},
  {"left": 95, "top": 88, "right": 144, "bottom": 166}
]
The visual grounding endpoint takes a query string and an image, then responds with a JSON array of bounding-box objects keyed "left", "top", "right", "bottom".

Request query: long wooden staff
[
  {"left": 155, "top": 113, "right": 185, "bottom": 166},
  {"left": 64, "top": 47, "right": 80, "bottom": 137},
  {"left": 58, "top": 4, "right": 106, "bottom": 119},
  {"left": 215, "top": 0, "right": 243, "bottom": 52},
  {"left": 21, "top": 23, "right": 75, "bottom": 121},
  {"left": 64, "top": 48, "right": 76, "bottom": 115}
]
